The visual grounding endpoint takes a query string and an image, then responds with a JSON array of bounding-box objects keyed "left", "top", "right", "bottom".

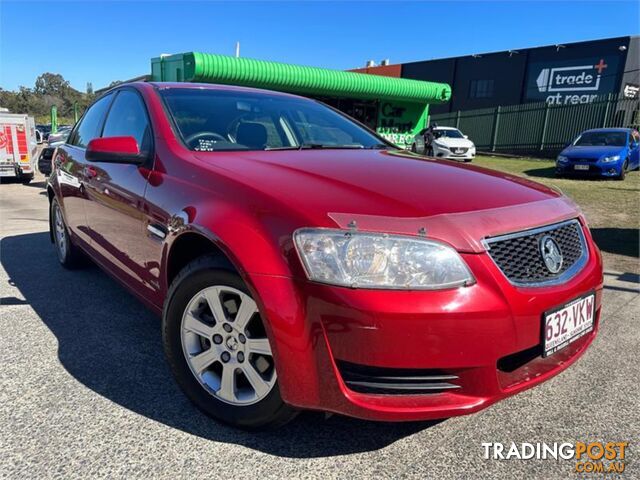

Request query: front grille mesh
[{"left": 486, "top": 221, "right": 585, "bottom": 285}]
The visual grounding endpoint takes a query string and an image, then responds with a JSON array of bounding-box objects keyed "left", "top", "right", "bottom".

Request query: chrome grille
[
  {"left": 451, "top": 147, "right": 468, "bottom": 154},
  {"left": 485, "top": 219, "right": 588, "bottom": 287}
]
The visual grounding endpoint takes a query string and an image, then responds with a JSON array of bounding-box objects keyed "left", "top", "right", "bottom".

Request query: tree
[
  {"left": 34, "top": 73, "right": 71, "bottom": 96},
  {"left": 1, "top": 73, "right": 94, "bottom": 123}
]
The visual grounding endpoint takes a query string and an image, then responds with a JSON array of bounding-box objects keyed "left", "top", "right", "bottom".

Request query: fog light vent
[{"left": 337, "top": 361, "right": 460, "bottom": 395}]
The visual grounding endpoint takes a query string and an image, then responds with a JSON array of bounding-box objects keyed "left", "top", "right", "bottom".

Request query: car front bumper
[
  {"left": 556, "top": 162, "right": 622, "bottom": 177},
  {"left": 247, "top": 224, "right": 603, "bottom": 421},
  {"left": 0, "top": 162, "right": 32, "bottom": 177},
  {"left": 433, "top": 147, "right": 475, "bottom": 161}
]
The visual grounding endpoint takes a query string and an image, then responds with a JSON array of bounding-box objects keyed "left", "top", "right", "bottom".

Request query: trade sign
[{"left": 526, "top": 56, "right": 619, "bottom": 105}]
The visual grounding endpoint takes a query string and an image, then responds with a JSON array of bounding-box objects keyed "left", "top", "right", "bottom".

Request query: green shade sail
[{"left": 151, "top": 52, "right": 451, "bottom": 104}]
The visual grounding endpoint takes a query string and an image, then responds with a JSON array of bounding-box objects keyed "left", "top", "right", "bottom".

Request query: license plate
[
  {"left": 574, "top": 164, "right": 589, "bottom": 171},
  {"left": 543, "top": 293, "right": 595, "bottom": 357}
]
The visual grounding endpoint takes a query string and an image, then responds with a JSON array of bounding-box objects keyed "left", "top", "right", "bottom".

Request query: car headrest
[{"left": 236, "top": 122, "right": 268, "bottom": 150}]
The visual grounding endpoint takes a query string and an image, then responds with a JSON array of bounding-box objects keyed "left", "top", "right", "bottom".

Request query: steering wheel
[{"left": 185, "top": 131, "right": 228, "bottom": 150}]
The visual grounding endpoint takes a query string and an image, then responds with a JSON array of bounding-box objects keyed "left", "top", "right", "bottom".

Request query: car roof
[
  {"left": 582, "top": 128, "right": 631, "bottom": 133},
  {"left": 434, "top": 126, "right": 459, "bottom": 130},
  {"left": 146, "top": 81, "right": 307, "bottom": 100}
]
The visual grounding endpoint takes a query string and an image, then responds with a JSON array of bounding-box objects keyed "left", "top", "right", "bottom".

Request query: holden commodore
[{"left": 47, "top": 82, "right": 603, "bottom": 429}]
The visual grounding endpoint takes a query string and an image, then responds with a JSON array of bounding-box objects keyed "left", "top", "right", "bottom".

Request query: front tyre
[
  {"left": 616, "top": 160, "right": 628, "bottom": 181},
  {"left": 162, "top": 257, "right": 297, "bottom": 430}
]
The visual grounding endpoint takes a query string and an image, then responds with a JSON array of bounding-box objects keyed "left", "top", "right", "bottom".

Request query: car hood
[
  {"left": 195, "top": 149, "right": 579, "bottom": 252},
  {"left": 562, "top": 145, "right": 625, "bottom": 159},
  {"left": 434, "top": 137, "right": 475, "bottom": 148}
]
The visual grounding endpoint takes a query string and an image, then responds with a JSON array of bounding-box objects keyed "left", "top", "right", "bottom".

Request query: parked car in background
[
  {"left": 48, "top": 82, "right": 603, "bottom": 429},
  {"left": 556, "top": 128, "right": 640, "bottom": 180},
  {"left": 38, "top": 135, "right": 71, "bottom": 176},
  {"left": 0, "top": 112, "right": 38, "bottom": 183},
  {"left": 411, "top": 126, "right": 476, "bottom": 161},
  {"left": 47, "top": 126, "right": 73, "bottom": 144},
  {"left": 37, "top": 124, "right": 52, "bottom": 141}
]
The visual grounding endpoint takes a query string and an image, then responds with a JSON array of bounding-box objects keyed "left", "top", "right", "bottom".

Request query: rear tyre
[
  {"left": 163, "top": 256, "right": 297, "bottom": 430},
  {"left": 51, "top": 198, "right": 85, "bottom": 268}
]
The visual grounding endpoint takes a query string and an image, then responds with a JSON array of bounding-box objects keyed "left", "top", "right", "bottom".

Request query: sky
[{"left": 1, "top": 0, "right": 639, "bottom": 92}]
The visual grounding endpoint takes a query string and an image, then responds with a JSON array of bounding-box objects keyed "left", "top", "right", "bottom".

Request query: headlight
[
  {"left": 557, "top": 155, "right": 569, "bottom": 163},
  {"left": 293, "top": 229, "right": 475, "bottom": 289},
  {"left": 601, "top": 155, "right": 620, "bottom": 163}
]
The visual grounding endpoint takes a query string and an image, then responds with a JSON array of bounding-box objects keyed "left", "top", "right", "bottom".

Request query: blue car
[{"left": 556, "top": 128, "right": 640, "bottom": 180}]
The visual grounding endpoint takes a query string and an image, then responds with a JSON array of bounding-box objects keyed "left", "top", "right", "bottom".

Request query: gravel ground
[{"left": 1, "top": 174, "right": 638, "bottom": 479}]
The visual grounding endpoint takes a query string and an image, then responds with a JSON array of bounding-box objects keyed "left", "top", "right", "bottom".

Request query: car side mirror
[
  {"left": 86, "top": 136, "right": 146, "bottom": 165},
  {"left": 464, "top": 135, "right": 469, "bottom": 139}
]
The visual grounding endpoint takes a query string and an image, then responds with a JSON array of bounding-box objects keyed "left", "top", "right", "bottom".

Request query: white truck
[{"left": 0, "top": 113, "right": 38, "bottom": 183}]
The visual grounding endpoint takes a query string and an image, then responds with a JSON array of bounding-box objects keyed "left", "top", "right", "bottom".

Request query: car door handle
[{"left": 147, "top": 223, "right": 167, "bottom": 240}]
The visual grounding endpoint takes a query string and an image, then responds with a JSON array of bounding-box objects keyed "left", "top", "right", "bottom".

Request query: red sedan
[{"left": 47, "top": 82, "right": 603, "bottom": 429}]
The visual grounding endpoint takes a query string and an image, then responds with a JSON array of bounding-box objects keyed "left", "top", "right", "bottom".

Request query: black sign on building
[{"left": 399, "top": 36, "right": 638, "bottom": 113}]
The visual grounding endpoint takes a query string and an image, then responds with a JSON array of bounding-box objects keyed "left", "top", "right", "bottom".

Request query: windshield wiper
[
  {"left": 264, "top": 145, "right": 302, "bottom": 151},
  {"left": 365, "top": 143, "right": 392, "bottom": 150},
  {"left": 265, "top": 143, "right": 365, "bottom": 151}
]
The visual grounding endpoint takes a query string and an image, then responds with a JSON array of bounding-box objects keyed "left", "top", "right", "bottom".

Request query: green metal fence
[{"left": 429, "top": 94, "right": 640, "bottom": 158}]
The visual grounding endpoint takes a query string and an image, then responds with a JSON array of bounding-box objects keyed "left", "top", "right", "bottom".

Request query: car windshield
[
  {"left": 574, "top": 131, "right": 627, "bottom": 147},
  {"left": 433, "top": 129, "right": 464, "bottom": 139},
  {"left": 160, "top": 88, "right": 390, "bottom": 152}
]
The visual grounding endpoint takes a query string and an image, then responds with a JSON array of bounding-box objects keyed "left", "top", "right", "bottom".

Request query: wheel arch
[{"left": 165, "top": 230, "right": 238, "bottom": 289}]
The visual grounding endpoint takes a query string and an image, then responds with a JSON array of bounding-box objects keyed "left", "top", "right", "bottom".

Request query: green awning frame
[{"left": 151, "top": 52, "right": 451, "bottom": 104}]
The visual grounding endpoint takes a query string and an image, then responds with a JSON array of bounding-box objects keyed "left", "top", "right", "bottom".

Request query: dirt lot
[{"left": 474, "top": 155, "right": 640, "bottom": 275}]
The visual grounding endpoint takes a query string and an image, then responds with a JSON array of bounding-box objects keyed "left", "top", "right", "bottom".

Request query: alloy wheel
[{"left": 180, "top": 286, "right": 276, "bottom": 406}]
